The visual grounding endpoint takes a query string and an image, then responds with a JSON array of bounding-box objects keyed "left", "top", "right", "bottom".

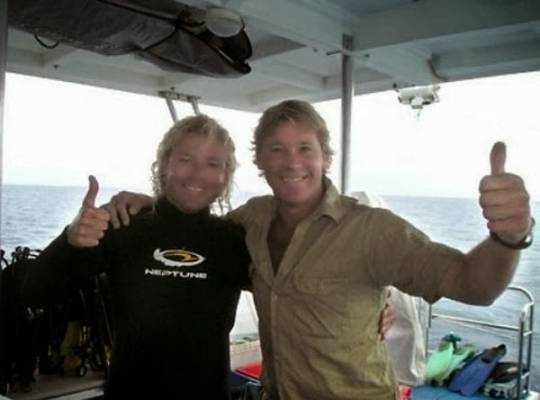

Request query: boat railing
[{"left": 425, "top": 285, "right": 535, "bottom": 400}]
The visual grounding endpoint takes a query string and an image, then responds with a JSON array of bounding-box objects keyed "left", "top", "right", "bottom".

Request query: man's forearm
[{"left": 440, "top": 237, "right": 520, "bottom": 306}]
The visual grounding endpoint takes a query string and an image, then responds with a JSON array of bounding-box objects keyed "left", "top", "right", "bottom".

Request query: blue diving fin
[{"left": 448, "top": 344, "right": 507, "bottom": 396}]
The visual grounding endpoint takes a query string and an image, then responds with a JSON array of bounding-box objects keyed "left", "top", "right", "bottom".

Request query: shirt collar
[
  {"left": 309, "top": 177, "right": 344, "bottom": 224},
  {"left": 265, "top": 177, "right": 344, "bottom": 225},
  {"left": 154, "top": 197, "right": 211, "bottom": 224}
]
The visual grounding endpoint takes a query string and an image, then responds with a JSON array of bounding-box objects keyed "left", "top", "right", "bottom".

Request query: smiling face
[
  {"left": 163, "top": 134, "right": 228, "bottom": 213},
  {"left": 256, "top": 121, "right": 330, "bottom": 213},
  {"left": 152, "top": 114, "right": 237, "bottom": 212}
]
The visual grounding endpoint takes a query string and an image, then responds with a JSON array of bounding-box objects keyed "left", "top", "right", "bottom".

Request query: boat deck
[
  {"left": 1, "top": 370, "right": 104, "bottom": 400},
  {"left": 0, "top": 341, "right": 261, "bottom": 400},
  {"left": 413, "top": 385, "right": 539, "bottom": 399},
  {"left": 2, "top": 376, "right": 539, "bottom": 400}
]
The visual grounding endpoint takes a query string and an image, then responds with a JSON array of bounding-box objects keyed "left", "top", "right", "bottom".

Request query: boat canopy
[{"left": 5, "top": 0, "right": 540, "bottom": 112}]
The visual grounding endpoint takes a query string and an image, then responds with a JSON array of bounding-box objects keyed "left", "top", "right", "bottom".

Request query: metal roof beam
[
  {"left": 349, "top": 0, "right": 540, "bottom": 84},
  {"left": 158, "top": 73, "right": 198, "bottom": 91},
  {"left": 250, "top": 68, "right": 394, "bottom": 109},
  {"left": 323, "top": 68, "right": 391, "bottom": 93},
  {"left": 352, "top": 0, "right": 540, "bottom": 51},
  {"left": 41, "top": 46, "right": 79, "bottom": 67},
  {"left": 251, "top": 61, "right": 324, "bottom": 90},
  {"left": 8, "top": 47, "right": 161, "bottom": 97},
  {"left": 355, "top": 46, "right": 436, "bottom": 86},
  {"left": 250, "top": 37, "right": 304, "bottom": 62},
  {"left": 435, "top": 40, "right": 540, "bottom": 80}
]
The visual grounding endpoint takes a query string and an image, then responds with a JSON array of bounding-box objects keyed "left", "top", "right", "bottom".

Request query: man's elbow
[
  {"left": 438, "top": 260, "right": 507, "bottom": 306},
  {"left": 457, "top": 281, "right": 508, "bottom": 306},
  {"left": 473, "top": 294, "right": 498, "bottom": 307}
]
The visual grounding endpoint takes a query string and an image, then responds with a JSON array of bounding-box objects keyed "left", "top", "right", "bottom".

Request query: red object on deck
[
  {"left": 236, "top": 362, "right": 262, "bottom": 379},
  {"left": 400, "top": 385, "right": 412, "bottom": 400}
]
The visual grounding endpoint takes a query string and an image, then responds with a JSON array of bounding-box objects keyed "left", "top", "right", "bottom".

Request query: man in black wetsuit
[{"left": 22, "top": 115, "right": 251, "bottom": 399}]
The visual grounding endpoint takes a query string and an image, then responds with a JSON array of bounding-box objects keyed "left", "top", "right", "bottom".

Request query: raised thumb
[
  {"left": 490, "top": 141, "right": 506, "bottom": 176},
  {"left": 82, "top": 175, "right": 99, "bottom": 208}
]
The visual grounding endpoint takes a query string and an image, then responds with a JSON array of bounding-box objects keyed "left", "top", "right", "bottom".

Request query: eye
[
  {"left": 299, "top": 144, "right": 311, "bottom": 152},
  {"left": 270, "top": 144, "right": 282, "bottom": 153},
  {"left": 177, "top": 155, "right": 191, "bottom": 163},
  {"left": 208, "top": 159, "right": 226, "bottom": 169}
]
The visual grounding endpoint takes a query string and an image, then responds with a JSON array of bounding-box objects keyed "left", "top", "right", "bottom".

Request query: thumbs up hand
[
  {"left": 479, "top": 142, "right": 531, "bottom": 244},
  {"left": 67, "top": 176, "right": 111, "bottom": 247}
]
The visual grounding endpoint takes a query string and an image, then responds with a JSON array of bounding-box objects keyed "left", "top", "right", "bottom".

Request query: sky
[{"left": 2, "top": 70, "right": 540, "bottom": 204}]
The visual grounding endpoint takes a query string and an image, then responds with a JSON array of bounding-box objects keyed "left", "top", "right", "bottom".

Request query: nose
[
  {"left": 181, "top": 159, "right": 205, "bottom": 181},
  {"left": 191, "top": 160, "right": 208, "bottom": 178},
  {"left": 283, "top": 149, "right": 301, "bottom": 168}
]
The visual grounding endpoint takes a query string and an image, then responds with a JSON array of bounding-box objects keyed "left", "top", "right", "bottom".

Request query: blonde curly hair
[{"left": 151, "top": 114, "right": 237, "bottom": 211}]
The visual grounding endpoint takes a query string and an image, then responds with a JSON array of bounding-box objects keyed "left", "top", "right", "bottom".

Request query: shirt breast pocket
[{"left": 290, "top": 276, "right": 349, "bottom": 339}]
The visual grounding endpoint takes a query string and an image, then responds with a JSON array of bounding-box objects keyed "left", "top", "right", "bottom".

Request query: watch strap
[{"left": 490, "top": 217, "right": 535, "bottom": 250}]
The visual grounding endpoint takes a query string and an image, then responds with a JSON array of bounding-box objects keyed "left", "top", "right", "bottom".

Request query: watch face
[{"left": 517, "top": 219, "right": 535, "bottom": 248}]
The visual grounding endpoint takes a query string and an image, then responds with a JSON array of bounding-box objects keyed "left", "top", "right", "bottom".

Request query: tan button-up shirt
[{"left": 229, "top": 182, "right": 462, "bottom": 400}]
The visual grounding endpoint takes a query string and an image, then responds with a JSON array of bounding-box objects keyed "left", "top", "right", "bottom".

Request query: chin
[{"left": 280, "top": 193, "right": 311, "bottom": 205}]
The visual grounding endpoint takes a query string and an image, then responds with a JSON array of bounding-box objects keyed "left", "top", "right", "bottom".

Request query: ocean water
[
  {"left": 1, "top": 185, "right": 539, "bottom": 389},
  {"left": 384, "top": 195, "right": 540, "bottom": 390}
]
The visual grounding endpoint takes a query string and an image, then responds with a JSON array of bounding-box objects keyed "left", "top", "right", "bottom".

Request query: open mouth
[
  {"left": 184, "top": 185, "right": 203, "bottom": 192},
  {"left": 281, "top": 176, "right": 305, "bottom": 183}
]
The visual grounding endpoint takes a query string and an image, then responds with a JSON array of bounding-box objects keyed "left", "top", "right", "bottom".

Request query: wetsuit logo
[{"left": 153, "top": 248, "right": 205, "bottom": 267}]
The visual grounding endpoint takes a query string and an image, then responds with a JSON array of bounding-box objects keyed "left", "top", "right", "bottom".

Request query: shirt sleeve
[
  {"left": 226, "top": 202, "right": 251, "bottom": 226},
  {"left": 227, "top": 222, "right": 252, "bottom": 291},
  {"left": 21, "top": 226, "right": 113, "bottom": 307},
  {"left": 367, "top": 209, "right": 463, "bottom": 303}
]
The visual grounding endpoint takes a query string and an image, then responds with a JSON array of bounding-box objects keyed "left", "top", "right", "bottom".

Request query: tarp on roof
[{"left": 8, "top": 0, "right": 251, "bottom": 77}]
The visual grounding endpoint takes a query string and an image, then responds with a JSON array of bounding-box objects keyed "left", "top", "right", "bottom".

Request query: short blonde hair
[
  {"left": 151, "top": 114, "right": 237, "bottom": 211},
  {"left": 253, "top": 99, "right": 334, "bottom": 169}
]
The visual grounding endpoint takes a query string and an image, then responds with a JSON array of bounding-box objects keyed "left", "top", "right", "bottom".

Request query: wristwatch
[{"left": 490, "top": 217, "right": 535, "bottom": 250}]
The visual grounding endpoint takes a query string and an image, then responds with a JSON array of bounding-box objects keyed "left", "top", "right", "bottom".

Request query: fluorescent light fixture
[{"left": 398, "top": 85, "right": 440, "bottom": 110}]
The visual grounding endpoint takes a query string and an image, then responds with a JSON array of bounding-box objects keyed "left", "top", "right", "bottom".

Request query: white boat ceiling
[{"left": 6, "top": 0, "right": 540, "bottom": 112}]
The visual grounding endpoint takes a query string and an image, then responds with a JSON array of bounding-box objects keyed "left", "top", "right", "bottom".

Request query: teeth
[
  {"left": 282, "top": 176, "right": 303, "bottom": 182},
  {"left": 185, "top": 185, "right": 203, "bottom": 192}
]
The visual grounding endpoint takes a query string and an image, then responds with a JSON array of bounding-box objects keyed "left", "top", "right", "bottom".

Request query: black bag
[
  {"left": 0, "top": 247, "right": 42, "bottom": 390},
  {"left": 8, "top": 0, "right": 252, "bottom": 77}
]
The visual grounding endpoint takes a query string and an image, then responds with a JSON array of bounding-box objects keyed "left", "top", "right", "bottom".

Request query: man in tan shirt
[{"left": 104, "top": 100, "right": 533, "bottom": 400}]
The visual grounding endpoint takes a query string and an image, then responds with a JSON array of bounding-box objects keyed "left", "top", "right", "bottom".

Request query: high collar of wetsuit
[{"left": 154, "top": 197, "right": 211, "bottom": 224}]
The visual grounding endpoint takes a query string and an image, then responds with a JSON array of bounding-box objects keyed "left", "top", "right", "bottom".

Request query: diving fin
[
  {"left": 481, "top": 362, "right": 521, "bottom": 399},
  {"left": 431, "top": 343, "right": 477, "bottom": 386},
  {"left": 448, "top": 344, "right": 507, "bottom": 396},
  {"left": 426, "top": 333, "right": 460, "bottom": 382},
  {"left": 489, "top": 362, "right": 519, "bottom": 384}
]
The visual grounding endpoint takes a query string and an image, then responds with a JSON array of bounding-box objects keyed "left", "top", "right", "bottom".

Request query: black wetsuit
[{"left": 23, "top": 199, "right": 251, "bottom": 399}]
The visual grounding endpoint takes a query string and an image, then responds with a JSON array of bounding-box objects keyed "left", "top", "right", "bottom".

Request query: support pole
[
  {"left": 340, "top": 34, "right": 354, "bottom": 195},
  {"left": 163, "top": 91, "right": 178, "bottom": 123},
  {"left": 188, "top": 96, "right": 200, "bottom": 115},
  {"left": 0, "top": 0, "right": 8, "bottom": 356},
  {"left": 158, "top": 90, "right": 201, "bottom": 123},
  {"left": 0, "top": 0, "right": 8, "bottom": 250}
]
